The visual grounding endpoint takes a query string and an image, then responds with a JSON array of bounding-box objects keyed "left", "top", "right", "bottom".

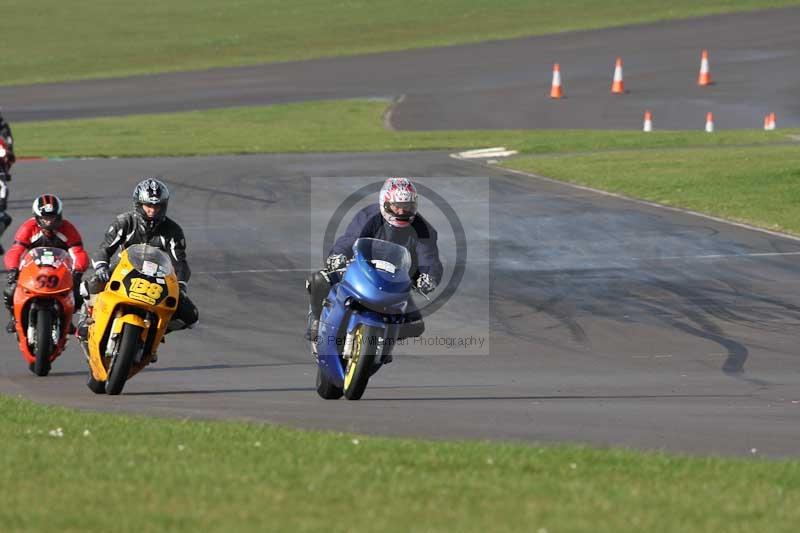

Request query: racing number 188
[{"left": 129, "top": 278, "right": 164, "bottom": 300}]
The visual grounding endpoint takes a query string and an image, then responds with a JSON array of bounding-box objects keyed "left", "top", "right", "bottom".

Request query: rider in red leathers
[{"left": 3, "top": 194, "right": 89, "bottom": 333}]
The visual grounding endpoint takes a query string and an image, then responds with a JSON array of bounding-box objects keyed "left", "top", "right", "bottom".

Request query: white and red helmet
[{"left": 379, "top": 177, "right": 418, "bottom": 227}]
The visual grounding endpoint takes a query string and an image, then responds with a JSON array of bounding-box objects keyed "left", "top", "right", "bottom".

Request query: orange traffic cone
[
  {"left": 698, "top": 50, "right": 713, "bottom": 86},
  {"left": 764, "top": 112, "right": 776, "bottom": 131},
  {"left": 705, "top": 112, "right": 715, "bottom": 132},
  {"left": 611, "top": 57, "right": 625, "bottom": 94},
  {"left": 550, "top": 63, "right": 563, "bottom": 99},
  {"left": 643, "top": 110, "right": 653, "bottom": 132}
]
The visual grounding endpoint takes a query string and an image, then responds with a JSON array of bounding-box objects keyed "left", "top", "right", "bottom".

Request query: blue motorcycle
[{"left": 313, "top": 238, "right": 419, "bottom": 400}]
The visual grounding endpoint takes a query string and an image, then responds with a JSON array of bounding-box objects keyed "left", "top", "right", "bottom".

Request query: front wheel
[
  {"left": 105, "top": 323, "right": 142, "bottom": 395},
  {"left": 316, "top": 366, "right": 343, "bottom": 399},
  {"left": 343, "top": 325, "right": 381, "bottom": 400},
  {"left": 87, "top": 375, "right": 106, "bottom": 394},
  {"left": 32, "top": 307, "right": 53, "bottom": 376}
]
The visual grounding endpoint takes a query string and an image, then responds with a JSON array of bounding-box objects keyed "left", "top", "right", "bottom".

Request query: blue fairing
[{"left": 317, "top": 239, "right": 412, "bottom": 387}]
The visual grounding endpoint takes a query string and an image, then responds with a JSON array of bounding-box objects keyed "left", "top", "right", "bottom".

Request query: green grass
[
  {"left": 14, "top": 99, "right": 797, "bottom": 158},
  {"left": 6, "top": 0, "right": 800, "bottom": 85},
  {"left": 1, "top": 394, "right": 798, "bottom": 532},
  {"left": 503, "top": 145, "right": 800, "bottom": 234}
]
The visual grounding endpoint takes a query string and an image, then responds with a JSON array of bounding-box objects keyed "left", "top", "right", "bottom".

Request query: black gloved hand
[
  {"left": 94, "top": 262, "right": 110, "bottom": 283},
  {"left": 3, "top": 269, "right": 17, "bottom": 309},
  {"left": 325, "top": 253, "right": 347, "bottom": 271},
  {"left": 415, "top": 273, "right": 436, "bottom": 295}
]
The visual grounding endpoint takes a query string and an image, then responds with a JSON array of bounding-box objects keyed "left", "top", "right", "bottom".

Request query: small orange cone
[
  {"left": 698, "top": 50, "right": 713, "bottom": 86},
  {"left": 643, "top": 110, "right": 653, "bottom": 132},
  {"left": 611, "top": 57, "right": 625, "bottom": 94},
  {"left": 705, "top": 112, "right": 715, "bottom": 132},
  {"left": 764, "top": 112, "right": 776, "bottom": 131},
  {"left": 550, "top": 63, "right": 564, "bottom": 99}
]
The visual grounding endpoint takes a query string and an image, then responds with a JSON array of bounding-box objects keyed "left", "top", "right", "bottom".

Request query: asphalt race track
[
  {"left": 1, "top": 8, "right": 799, "bottom": 129},
  {"left": 2, "top": 11, "right": 800, "bottom": 458},
  {"left": 2, "top": 153, "right": 800, "bottom": 457}
]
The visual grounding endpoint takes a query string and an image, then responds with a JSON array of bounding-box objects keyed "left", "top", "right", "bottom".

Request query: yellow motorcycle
[{"left": 82, "top": 244, "right": 180, "bottom": 395}]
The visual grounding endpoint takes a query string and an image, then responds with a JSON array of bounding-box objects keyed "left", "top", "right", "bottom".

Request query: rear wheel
[
  {"left": 343, "top": 325, "right": 381, "bottom": 400},
  {"left": 33, "top": 308, "right": 53, "bottom": 377},
  {"left": 316, "top": 366, "right": 343, "bottom": 399},
  {"left": 105, "top": 324, "right": 142, "bottom": 395}
]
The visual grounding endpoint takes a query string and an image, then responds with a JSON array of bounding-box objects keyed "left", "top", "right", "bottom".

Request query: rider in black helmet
[{"left": 77, "top": 177, "right": 199, "bottom": 342}]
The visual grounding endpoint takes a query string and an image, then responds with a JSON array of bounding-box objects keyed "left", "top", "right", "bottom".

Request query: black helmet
[
  {"left": 32, "top": 194, "right": 63, "bottom": 232},
  {"left": 133, "top": 177, "right": 170, "bottom": 230}
]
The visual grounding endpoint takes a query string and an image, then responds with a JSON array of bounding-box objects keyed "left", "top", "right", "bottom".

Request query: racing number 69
[{"left": 129, "top": 278, "right": 164, "bottom": 300}]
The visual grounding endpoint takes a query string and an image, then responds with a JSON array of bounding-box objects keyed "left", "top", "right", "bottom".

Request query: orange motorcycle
[{"left": 12, "top": 247, "right": 75, "bottom": 376}]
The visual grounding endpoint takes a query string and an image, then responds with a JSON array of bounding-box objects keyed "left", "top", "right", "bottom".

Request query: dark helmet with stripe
[
  {"left": 32, "top": 194, "right": 63, "bottom": 233},
  {"left": 133, "top": 177, "right": 170, "bottom": 231}
]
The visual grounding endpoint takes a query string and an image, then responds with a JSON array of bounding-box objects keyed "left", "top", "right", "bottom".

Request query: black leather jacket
[{"left": 92, "top": 211, "right": 191, "bottom": 282}]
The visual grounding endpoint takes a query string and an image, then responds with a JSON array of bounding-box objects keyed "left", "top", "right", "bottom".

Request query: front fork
[
  {"left": 106, "top": 312, "right": 151, "bottom": 364},
  {"left": 26, "top": 301, "right": 60, "bottom": 350}
]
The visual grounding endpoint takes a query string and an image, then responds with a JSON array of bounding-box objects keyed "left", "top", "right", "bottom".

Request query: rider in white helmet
[{"left": 305, "top": 177, "right": 443, "bottom": 342}]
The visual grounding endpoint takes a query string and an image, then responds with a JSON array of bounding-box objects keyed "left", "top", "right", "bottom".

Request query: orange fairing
[
  {"left": 18, "top": 248, "right": 74, "bottom": 294},
  {"left": 13, "top": 247, "right": 75, "bottom": 367}
]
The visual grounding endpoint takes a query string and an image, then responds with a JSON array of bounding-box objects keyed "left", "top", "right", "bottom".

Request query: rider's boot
[
  {"left": 5, "top": 317, "right": 15, "bottom": 334},
  {"left": 75, "top": 306, "right": 92, "bottom": 341},
  {"left": 75, "top": 283, "right": 95, "bottom": 341},
  {"left": 304, "top": 314, "right": 320, "bottom": 342}
]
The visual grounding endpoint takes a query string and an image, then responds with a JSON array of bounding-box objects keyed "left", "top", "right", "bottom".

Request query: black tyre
[
  {"left": 105, "top": 323, "right": 142, "bottom": 395},
  {"left": 316, "top": 366, "right": 343, "bottom": 400},
  {"left": 32, "top": 308, "right": 53, "bottom": 376},
  {"left": 343, "top": 325, "right": 381, "bottom": 400},
  {"left": 87, "top": 375, "right": 106, "bottom": 394}
]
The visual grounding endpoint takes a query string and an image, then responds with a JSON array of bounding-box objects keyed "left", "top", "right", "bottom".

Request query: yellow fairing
[{"left": 87, "top": 247, "right": 179, "bottom": 382}]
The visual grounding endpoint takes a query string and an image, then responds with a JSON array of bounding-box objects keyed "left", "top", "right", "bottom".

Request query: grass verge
[
  {"left": 14, "top": 100, "right": 797, "bottom": 157},
  {"left": 1, "top": 394, "right": 799, "bottom": 532},
  {"left": 5, "top": 0, "right": 800, "bottom": 85},
  {"left": 14, "top": 99, "right": 800, "bottom": 235},
  {"left": 502, "top": 145, "right": 800, "bottom": 234}
]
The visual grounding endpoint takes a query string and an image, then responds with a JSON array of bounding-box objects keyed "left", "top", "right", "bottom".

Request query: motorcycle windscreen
[
  {"left": 125, "top": 244, "right": 174, "bottom": 277},
  {"left": 18, "top": 247, "right": 74, "bottom": 293},
  {"left": 20, "top": 247, "right": 73, "bottom": 271},
  {"left": 343, "top": 238, "right": 412, "bottom": 308}
]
